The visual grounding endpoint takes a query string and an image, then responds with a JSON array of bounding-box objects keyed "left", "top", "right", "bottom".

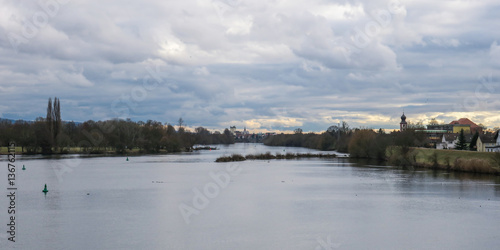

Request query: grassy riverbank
[
  {"left": 0, "top": 146, "right": 190, "bottom": 155},
  {"left": 0, "top": 146, "right": 23, "bottom": 154},
  {"left": 412, "top": 148, "right": 500, "bottom": 174}
]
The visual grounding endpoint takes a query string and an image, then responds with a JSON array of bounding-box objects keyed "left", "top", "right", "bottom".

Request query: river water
[{"left": 1, "top": 143, "right": 499, "bottom": 249}]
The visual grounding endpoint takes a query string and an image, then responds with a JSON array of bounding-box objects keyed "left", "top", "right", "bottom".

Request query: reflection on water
[{"left": 1, "top": 143, "right": 499, "bottom": 250}]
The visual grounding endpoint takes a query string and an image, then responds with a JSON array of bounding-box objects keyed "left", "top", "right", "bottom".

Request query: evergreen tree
[
  {"left": 54, "top": 97, "right": 61, "bottom": 136},
  {"left": 46, "top": 97, "right": 53, "bottom": 137},
  {"left": 469, "top": 131, "right": 479, "bottom": 151},
  {"left": 456, "top": 129, "right": 467, "bottom": 150},
  {"left": 45, "top": 97, "right": 62, "bottom": 151},
  {"left": 46, "top": 98, "right": 54, "bottom": 152},
  {"left": 53, "top": 97, "right": 62, "bottom": 151}
]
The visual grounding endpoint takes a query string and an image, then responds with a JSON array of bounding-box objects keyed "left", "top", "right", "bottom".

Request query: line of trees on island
[
  {"left": 0, "top": 98, "right": 234, "bottom": 154},
  {"left": 263, "top": 122, "right": 352, "bottom": 152}
]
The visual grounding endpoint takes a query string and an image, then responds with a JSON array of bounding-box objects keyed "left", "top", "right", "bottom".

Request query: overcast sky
[{"left": 1, "top": 0, "right": 500, "bottom": 132}]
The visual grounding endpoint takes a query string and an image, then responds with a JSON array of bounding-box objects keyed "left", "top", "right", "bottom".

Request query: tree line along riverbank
[
  {"left": 262, "top": 126, "right": 500, "bottom": 175},
  {"left": 0, "top": 97, "right": 235, "bottom": 155},
  {"left": 0, "top": 118, "right": 234, "bottom": 155}
]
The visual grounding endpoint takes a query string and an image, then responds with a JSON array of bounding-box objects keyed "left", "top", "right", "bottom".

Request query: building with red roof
[{"left": 449, "top": 118, "right": 482, "bottom": 134}]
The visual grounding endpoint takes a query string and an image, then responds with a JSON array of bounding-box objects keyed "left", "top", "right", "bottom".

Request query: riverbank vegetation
[
  {"left": 263, "top": 122, "right": 351, "bottom": 152},
  {"left": 1, "top": 98, "right": 234, "bottom": 155},
  {"left": 215, "top": 152, "right": 337, "bottom": 162},
  {"left": 347, "top": 128, "right": 500, "bottom": 174},
  {"left": 412, "top": 148, "right": 500, "bottom": 174},
  {"left": 264, "top": 122, "right": 500, "bottom": 175},
  {"left": 0, "top": 118, "right": 234, "bottom": 155}
]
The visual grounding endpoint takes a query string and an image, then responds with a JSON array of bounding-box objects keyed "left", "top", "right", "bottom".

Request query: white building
[
  {"left": 436, "top": 134, "right": 458, "bottom": 149},
  {"left": 485, "top": 131, "right": 500, "bottom": 152}
]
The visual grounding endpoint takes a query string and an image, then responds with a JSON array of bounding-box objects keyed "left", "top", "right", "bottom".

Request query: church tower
[{"left": 400, "top": 113, "right": 407, "bottom": 131}]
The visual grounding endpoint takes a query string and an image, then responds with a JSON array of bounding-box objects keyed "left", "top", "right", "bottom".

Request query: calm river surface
[{"left": 1, "top": 143, "right": 500, "bottom": 249}]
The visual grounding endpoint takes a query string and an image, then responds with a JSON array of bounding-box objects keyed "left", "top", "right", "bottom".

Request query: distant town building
[
  {"left": 427, "top": 124, "right": 454, "bottom": 133},
  {"left": 425, "top": 130, "right": 450, "bottom": 145},
  {"left": 436, "top": 134, "right": 473, "bottom": 149},
  {"left": 400, "top": 113, "right": 407, "bottom": 131},
  {"left": 484, "top": 131, "right": 500, "bottom": 152},
  {"left": 477, "top": 132, "right": 500, "bottom": 152},
  {"left": 450, "top": 118, "right": 482, "bottom": 134},
  {"left": 436, "top": 134, "right": 458, "bottom": 149},
  {"left": 398, "top": 113, "right": 481, "bottom": 148},
  {"left": 426, "top": 118, "right": 480, "bottom": 135},
  {"left": 451, "top": 124, "right": 471, "bottom": 134}
]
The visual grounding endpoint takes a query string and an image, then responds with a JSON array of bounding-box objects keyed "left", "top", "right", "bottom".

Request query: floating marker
[
  {"left": 22, "top": 165, "right": 26, "bottom": 170},
  {"left": 126, "top": 157, "right": 129, "bottom": 161},
  {"left": 42, "top": 184, "right": 48, "bottom": 194}
]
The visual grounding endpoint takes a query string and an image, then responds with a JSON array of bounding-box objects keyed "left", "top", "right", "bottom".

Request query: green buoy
[
  {"left": 42, "top": 184, "right": 48, "bottom": 194},
  {"left": 22, "top": 165, "right": 26, "bottom": 170},
  {"left": 126, "top": 157, "right": 129, "bottom": 161}
]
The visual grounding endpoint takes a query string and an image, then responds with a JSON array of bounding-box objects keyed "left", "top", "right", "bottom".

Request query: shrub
[
  {"left": 452, "top": 158, "right": 497, "bottom": 174},
  {"left": 387, "top": 146, "right": 417, "bottom": 168},
  {"left": 348, "top": 129, "right": 388, "bottom": 159},
  {"left": 428, "top": 151, "right": 439, "bottom": 167},
  {"left": 215, "top": 154, "right": 246, "bottom": 162}
]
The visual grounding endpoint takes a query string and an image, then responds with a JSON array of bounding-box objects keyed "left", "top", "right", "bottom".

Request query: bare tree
[
  {"left": 178, "top": 117, "right": 184, "bottom": 129},
  {"left": 429, "top": 118, "right": 439, "bottom": 125},
  {"left": 477, "top": 123, "right": 487, "bottom": 131}
]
